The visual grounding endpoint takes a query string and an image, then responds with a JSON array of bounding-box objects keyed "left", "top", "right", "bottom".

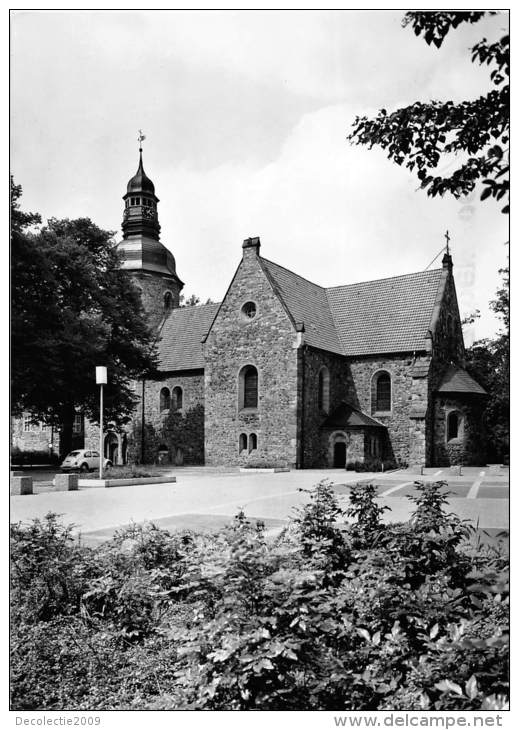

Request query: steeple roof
[{"left": 126, "top": 149, "right": 156, "bottom": 195}]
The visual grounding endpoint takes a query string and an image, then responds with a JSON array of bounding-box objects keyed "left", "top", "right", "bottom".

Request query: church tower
[{"left": 117, "top": 140, "right": 183, "bottom": 330}]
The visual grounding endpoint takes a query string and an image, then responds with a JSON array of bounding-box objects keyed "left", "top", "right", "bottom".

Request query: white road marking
[
  {"left": 379, "top": 481, "right": 414, "bottom": 497},
  {"left": 434, "top": 470, "right": 443, "bottom": 477},
  {"left": 467, "top": 471, "right": 486, "bottom": 499}
]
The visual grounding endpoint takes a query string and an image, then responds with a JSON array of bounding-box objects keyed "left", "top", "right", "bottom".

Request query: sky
[{"left": 10, "top": 9, "right": 509, "bottom": 343}]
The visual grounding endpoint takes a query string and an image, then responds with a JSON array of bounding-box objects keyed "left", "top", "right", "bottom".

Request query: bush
[
  {"left": 10, "top": 484, "right": 509, "bottom": 711},
  {"left": 243, "top": 458, "right": 288, "bottom": 469},
  {"left": 11, "top": 447, "right": 59, "bottom": 466}
]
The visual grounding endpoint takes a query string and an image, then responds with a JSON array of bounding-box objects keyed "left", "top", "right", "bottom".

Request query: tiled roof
[
  {"left": 437, "top": 366, "right": 487, "bottom": 395},
  {"left": 323, "top": 402, "right": 386, "bottom": 429},
  {"left": 260, "top": 258, "right": 343, "bottom": 354},
  {"left": 157, "top": 303, "right": 220, "bottom": 371},
  {"left": 326, "top": 269, "right": 444, "bottom": 356}
]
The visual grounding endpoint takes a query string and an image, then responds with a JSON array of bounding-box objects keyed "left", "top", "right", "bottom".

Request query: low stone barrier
[
  {"left": 79, "top": 476, "right": 176, "bottom": 488},
  {"left": 487, "top": 464, "right": 504, "bottom": 475},
  {"left": 239, "top": 467, "right": 290, "bottom": 473},
  {"left": 10, "top": 476, "right": 33, "bottom": 496},
  {"left": 449, "top": 465, "right": 462, "bottom": 476},
  {"left": 55, "top": 473, "right": 79, "bottom": 491},
  {"left": 407, "top": 464, "right": 424, "bottom": 475}
]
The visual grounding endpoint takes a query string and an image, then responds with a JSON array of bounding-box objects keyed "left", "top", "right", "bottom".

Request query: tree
[
  {"left": 11, "top": 181, "right": 157, "bottom": 456},
  {"left": 179, "top": 293, "right": 214, "bottom": 307},
  {"left": 465, "top": 265, "right": 509, "bottom": 462},
  {"left": 348, "top": 12, "right": 509, "bottom": 213}
]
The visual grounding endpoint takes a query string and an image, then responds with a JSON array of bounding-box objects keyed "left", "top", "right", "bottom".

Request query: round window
[{"left": 241, "top": 301, "right": 257, "bottom": 320}]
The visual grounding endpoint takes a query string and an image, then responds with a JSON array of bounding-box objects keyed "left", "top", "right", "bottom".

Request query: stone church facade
[{"left": 13, "top": 152, "right": 487, "bottom": 468}]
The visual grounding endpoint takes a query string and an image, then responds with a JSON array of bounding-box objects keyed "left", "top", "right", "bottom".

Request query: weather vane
[
  {"left": 444, "top": 230, "right": 451, "bottom": 255},
  {"left": 138, "top": 129, "right": 146, "bottom": 151}
]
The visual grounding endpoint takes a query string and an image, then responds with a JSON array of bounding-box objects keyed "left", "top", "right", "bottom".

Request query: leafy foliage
[
  {"left": 11, "top": 181, "right": 157, "bottom": 455},
  {"left": 10, "top": 483, "right": 508, "bottom": 710},
  {"left": 465, "top": 265, "right": 509, "bottom": 461},
  {"left": 348, "top": 12, "right": 509, "bottom": 212}
]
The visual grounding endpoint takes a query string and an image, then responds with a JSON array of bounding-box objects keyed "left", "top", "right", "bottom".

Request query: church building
[{"left": 13, "top": 150, "right": 488, "bottom": 468}]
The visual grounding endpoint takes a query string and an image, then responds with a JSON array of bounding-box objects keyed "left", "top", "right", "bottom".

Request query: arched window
[
  {"left": 172, "top": 386, "right": 183, "bottom": 410},
  {"left": 447, "top": 411, "right": 461, "bottom": 440},
  {"left": 160, "top": 387, "right": 171, "bottom": 411},
  {"left": 239, "top": 433, "right": 248, "bottom": 453},
  {"left": 318, "top": 367, "right": 330, "bottom": 413},
  {"left": 164, "top": 291, "right": 173, "bottom": 311},
  {"left": 249, "top": 433, "right": 258, "bottom": 452},
  {"left": 239, "top": 365, "right": 258, "bottom": 409},
  {"left": 372, "top": 371, "right": 391, "bottom": 413}
]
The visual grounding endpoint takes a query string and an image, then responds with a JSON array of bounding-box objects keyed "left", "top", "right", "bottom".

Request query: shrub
[
  {"left": 10, "top": 483, "right": 509, "bottom": 711},
  {"left": 11, "top": 448, "right": 59, "bottom": 466}
]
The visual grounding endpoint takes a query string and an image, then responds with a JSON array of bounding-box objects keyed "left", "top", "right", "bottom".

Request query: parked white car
[{"left": 60, "top": 449, "right": 112, "bottom": 473}]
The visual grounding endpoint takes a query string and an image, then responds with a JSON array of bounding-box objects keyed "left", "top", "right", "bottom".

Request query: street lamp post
[{"left": 96, "top": 366, "right": 108, "bottom": 479}]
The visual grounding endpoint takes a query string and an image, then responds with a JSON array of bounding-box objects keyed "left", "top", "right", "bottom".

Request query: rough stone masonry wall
[
  {"left": 127, "top": 372, "right": 205, "bottom": 465},
  {"left": 348, "top": 354, "right": 422, "bottom": 466},
  {"left": 301, "top": 347, "right": 354, "bottom": 467},
  {"left": 11, "top": 415, "right": 61, "bottom": 457},
  {"left": 433, "top": 396, "right": 485, "bottom": 466},
  {"left": 132, "top": 271, "right": 182, "bottom": 332},
  {"left": 204, "top": 248, "right": 298, "bottom": 467}
]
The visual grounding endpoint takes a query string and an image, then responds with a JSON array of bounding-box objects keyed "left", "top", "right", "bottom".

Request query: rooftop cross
[
  {"left": 138, "top": 129, "right": 146, "bottom": 152},
  {"left": 444, "top": 229, "right": 451, "bottom": 254}
]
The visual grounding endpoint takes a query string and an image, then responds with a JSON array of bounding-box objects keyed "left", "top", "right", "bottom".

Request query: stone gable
[{"left": 204, "top": 244, "right": 299, "bottom": 467}]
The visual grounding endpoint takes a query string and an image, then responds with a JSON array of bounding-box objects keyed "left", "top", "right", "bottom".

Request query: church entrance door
[{"left": 333, "top": 442, "right": 346, "bottom": 468}]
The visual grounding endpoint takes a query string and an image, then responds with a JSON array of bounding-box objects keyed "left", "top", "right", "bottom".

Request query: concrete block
[
  {"left": 408, "top": 464, "right": 424, "bottom": 475},
  {"left": 449, "top": 465, "right": 462, "bottom": 476},
  {"left": 10, "top": 471, "right": 24, "bottom": 477},
  {"left": 55, "top": 473, "right": 79, "bottom": 491},
  {"left": 10, "top": 476, "right": 33, "bottom": 496}
]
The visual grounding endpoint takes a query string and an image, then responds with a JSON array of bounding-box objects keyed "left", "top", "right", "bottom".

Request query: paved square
[{"left": 10, "top": 466, "right": 509, "bottom": 546}]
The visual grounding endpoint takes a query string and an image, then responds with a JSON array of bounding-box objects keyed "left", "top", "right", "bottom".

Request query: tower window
[
  {"left": 160, "top": 387, "right": 171, "bottom": 411},
  {"left": 164, "top": 291, "right": 173, "bottom": 311},
  {"left": 239, "top": 433, "right": 248, "bottom": 453},
  {"left": 239, "top": 365, "right": 258, "bottom": 410},
  {"left": 131, "top": 197, "right": 135, "bottom": 205},
  {"left": 136, "top": 197, "right": 140, "bottom": 205},
  {"left": 372, "top": 371, "right": 391, "bottom": 413},
  {"left": 172, "top": 386, "right": 183, "bottom": 410},
  {"left": 249, "top": 433, "right": 258, "bottom": 452}
]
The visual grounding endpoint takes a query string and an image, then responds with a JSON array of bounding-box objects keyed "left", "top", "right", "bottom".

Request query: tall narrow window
[
  {"left": 23, "top": 416, "right": 32, "bottom": 432},
  {"left": 73, "top": 414, "right": 83, "bottom": 434},
  {"left": 447, "top": 411, "right": 460, "bottom": 440},
  {"left": 249, "top": 433, "right": 258, "bottom": 452},
  {"left": 164, "top": 291, "right": 173, "bottom": 311},
  {"left": 172, "top": 386, "right": 183, "bottom": 410},
  {"left": 239, "top": 365, "right": 258, "bottom": 409},
  {"left": 318, "top": 367, "right": 330, "bottom": 413},
  {"left": 239, "top": 433, "right": 248, "bottom": 453},
  {"left": 374, "top": 371, "right": 391, "bottom": 412},
  {"left": 160, "top": 387, "right": 171, "bottom": 411}
]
